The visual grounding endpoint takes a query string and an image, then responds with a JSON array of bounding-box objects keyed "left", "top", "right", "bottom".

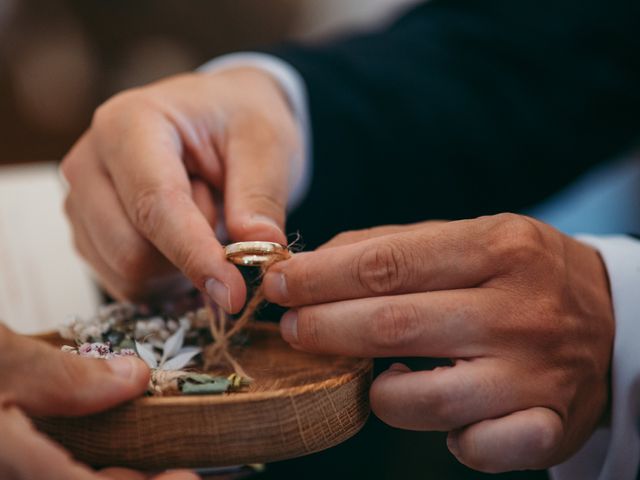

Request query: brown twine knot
[{"left": 150, "top": 369, "right": 184, "bottom": 396}]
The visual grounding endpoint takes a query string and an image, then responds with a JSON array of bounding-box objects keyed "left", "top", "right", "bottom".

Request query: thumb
[{"left": 4, "top": 329, "right": 150, "bottom": 417}]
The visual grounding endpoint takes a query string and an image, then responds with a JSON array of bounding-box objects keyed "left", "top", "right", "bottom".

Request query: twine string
[{"left": 203, "top": 247, "right": 291, "bottom": 379}]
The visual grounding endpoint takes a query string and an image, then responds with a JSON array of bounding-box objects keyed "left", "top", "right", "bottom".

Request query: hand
[
  {"left": 262, "top": 214, "right": 614, "bottom": 473},
  {"left": 0, "top": 324, "right": 198, "bottom": 479},
  {"left": 61, "top": 67, "right": 302, "bottom": 312}
]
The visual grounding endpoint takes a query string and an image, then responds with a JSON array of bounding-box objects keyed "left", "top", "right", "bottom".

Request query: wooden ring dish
[{"left": 34, "top": 323, "right": 373, "bottom": 470}]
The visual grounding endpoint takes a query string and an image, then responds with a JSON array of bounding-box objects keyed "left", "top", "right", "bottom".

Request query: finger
[
  {"left": 279, "top": 290, "right": 493, "bottom": 357},
  {"left": 318, "top": 222, "right": 446, "bottom": 250},
  {"left": 263, "top": 219, "right": 495, "bottom": 307},
  {"left": 369, "top": 359, "right": 539, "bottom": 432},
  {"left": 70, "top": 209, "right": 192, "bottom": 301},
  {"left": 63, "top": 138, "right": 175, "bottom": 292},
  {"left": 2, "top": 326, "right": 149, "bottom": 416},
  {"left": 65, "top": 197, "right": 135, "bottom": 300},
  {"left": 448, "top": 407, "right": 564, "bottom": 473},
  {"left": 223, "top": 114, "right": 292, "bottom": 245},
  {"left": 94, "top": 111, "right": 245, "bottom": 312},
  {"left": 0, "top": 404, "right": 101, "bottom": 480},
  {"left": 65, "top": 196, "right": 173, "bottom": 301},
  {"left": 190, "top": 178, "right": 217, "bottom": 228}
]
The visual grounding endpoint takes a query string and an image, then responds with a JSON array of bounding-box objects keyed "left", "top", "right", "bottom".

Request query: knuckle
[
  {"left": 92, "top": 89, "right": 144, "bottom": 125},
  {"left": 92, "top": 94, "right": 125, "bottom": 130},
  {"left": 527, "top": 414, "right": 563, "bottom": 466},
  {"left": 173, "top": 243, "right": 203, "bottom": 286},
  {"left": 296, "top": 264, "right": 322, "bottom": 305},
  {"left": 241, "top": 190, "right": 286, "bottom": 218},
  {"left": 131, "top": 187, "right": 181, "bottom": 237},
  {"left": 369, "top": 302, "right": 419, "bottom": 351},
  {"left": 91, "top": 89, "right": 161, "bottom": 141},
  {"left": 353, "top": 242, "right": 409, "bottom": 294},
  {"left": 59, "top": 156, "right": 78, "bottom": 186},
  {"left": 132, "top": 187, "right": 162, "bottom": 236},
  {"left": 487, "top": 214, "right": 547, "bottom": 266},
  {"left": 296, "top": 308, "right": 322, "bottom": 350}
]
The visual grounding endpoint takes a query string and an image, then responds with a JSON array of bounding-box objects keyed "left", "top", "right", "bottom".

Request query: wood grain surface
[{"left": 34, "top": 323, "right": 373, "bottom": 470}]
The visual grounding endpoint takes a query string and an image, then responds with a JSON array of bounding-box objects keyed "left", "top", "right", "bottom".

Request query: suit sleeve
[{"left": 271, "top": 0, "right": 640, "bottom": 247}]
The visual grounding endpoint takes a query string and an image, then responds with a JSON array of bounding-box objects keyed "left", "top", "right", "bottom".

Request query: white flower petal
[
  {"left": 135, "top": 341, "right": 158, "bottom": 369},
  {"left": 161, "top": 326, "right": 185, "bottom": 364},
  {"left": 161, "top": 347, "right": 201, "bottom": 371}
]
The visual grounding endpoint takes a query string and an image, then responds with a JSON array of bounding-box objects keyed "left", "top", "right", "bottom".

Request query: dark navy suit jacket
[{"left": 272, "top": 0, "right": 640, "bottom": 248}]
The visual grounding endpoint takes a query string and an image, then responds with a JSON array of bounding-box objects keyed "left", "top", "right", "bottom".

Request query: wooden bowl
[{"left": 34, "top": 323, "right": 373, "bottom": 470}]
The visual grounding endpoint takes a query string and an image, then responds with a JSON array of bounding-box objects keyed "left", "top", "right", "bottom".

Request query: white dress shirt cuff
[
  {"left": 551, "top": 235, "right": 640, "bottom": 480},
  {"left": 198, "top": 52, "right": 312, "bottom": 212}
]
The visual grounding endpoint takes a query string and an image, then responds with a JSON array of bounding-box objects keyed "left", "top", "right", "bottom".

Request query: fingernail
[
  {"left": 264, "top": 271, "right": 289, "bottom": 303},
  {"left": 447, "top": 434, "right": 460, "bottom": 457},
  {"left": 108, "top": 357, "right": 137, "bottom": 381},
  {"left": 280, "top": 310, "right": 299, "bottom": 344},
  {"left": 205, "top": 278, "right": 231, "bottom": 312}
]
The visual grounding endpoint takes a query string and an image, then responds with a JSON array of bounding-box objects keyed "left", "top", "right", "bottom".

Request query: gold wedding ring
[{"left": 224, "top": 241, "right": 289, "bottom": 266}]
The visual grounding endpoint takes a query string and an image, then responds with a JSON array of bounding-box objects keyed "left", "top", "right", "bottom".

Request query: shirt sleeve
[
  {"left": 198, "top": 53, "right": 312, "bottom": 212},
  {"left": 551, "top": 235, "right": 640, "bottom": 480}
]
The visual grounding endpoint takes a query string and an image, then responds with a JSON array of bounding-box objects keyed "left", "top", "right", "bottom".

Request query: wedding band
[{"left": 224, "top": 241, "right": 289, "bottom": 266}]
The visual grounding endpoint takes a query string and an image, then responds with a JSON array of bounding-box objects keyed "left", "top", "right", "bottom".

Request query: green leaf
[
  {"left": 182, "top": 373, "right": 218, "bottom": 384},
  {"left": 181, "top": 378, "right": 231, "bottom": 395}
]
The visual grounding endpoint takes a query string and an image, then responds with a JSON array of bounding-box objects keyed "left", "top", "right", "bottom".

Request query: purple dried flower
[
  {"left": 118, "top": 348, "right": 137, "bottom": 356},
  {"left": 79, "top": 343, "right": 92, "bottom": 354},
  {"left": 94, "top": 343, "right": 112, "bottom": 356}
]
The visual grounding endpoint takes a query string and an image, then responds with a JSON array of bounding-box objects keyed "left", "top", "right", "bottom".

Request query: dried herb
[
  {"left": 58, "top": 240, "right": 295, "bottom": 397},
  {"left": 60, "top": 306, "right": 251, "bottom": 396}
]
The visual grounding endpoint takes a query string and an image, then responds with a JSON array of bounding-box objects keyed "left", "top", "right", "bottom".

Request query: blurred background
[
  {"left": 0, "top": 0, "right": 419, "bottom": 165},
  {"left": 0, "top": 2, "right": 638, "bottom": 479},
  {"left": 2, "top": 0, "right": 638, "bottom": 235}
]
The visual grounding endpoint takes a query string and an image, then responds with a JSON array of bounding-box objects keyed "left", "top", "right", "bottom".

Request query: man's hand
[
  {"left": 262, "top": 214, "right": 614, "bottom": 473},
  {"left": 0, "top": 324, "right": 198, "bottom": 479},
  {"left": 61, "top": 68, "right": 301, "bottom": 312}
]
